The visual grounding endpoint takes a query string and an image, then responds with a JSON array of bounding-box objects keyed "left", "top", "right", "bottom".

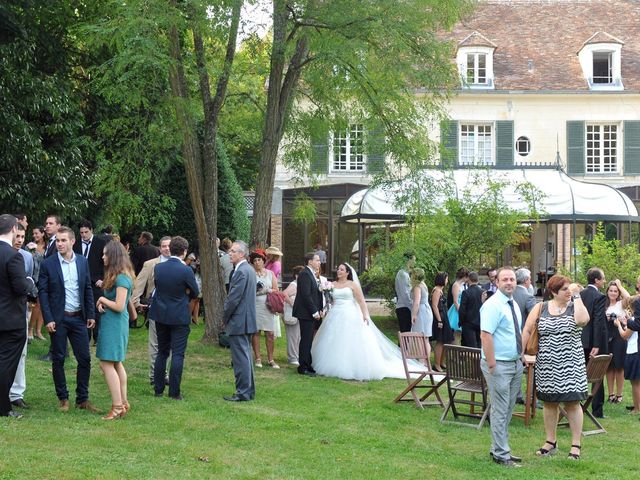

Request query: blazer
[
  {"left": 292, "top": 266, "right": 322, "bottom": 321},
  {"left": 132, "top": 243, "right": 160, "bottom": 275},
  {"left": 512, "top": 285, "right": 538, "bottom": 329},
  {"left": 628, "top": 300, "right": 640, "bottom": 352},
  {"left": 0, "top": 241, "right": 34, "bottom": 331},
  {"left": 44, "top": 236, "right": 57, "bottom": 258},
  {"left": 148, "top": 258, "right": 199, "bottom": 325},
  {"left": 73, "top": 235, "right": 106, "bottom": 287},
  {"left": 223, "top": 260, "right": 257, "bottom": 335},
  {"left": 458, "top": 284, "right": 484, "bottom": 329},
  {"left": 580, "top": 285, "right": 608, "bottom": 352},
  {"left": 131, "top": 256, "right": 161, "bottom": 307},
  {"left": 38, "top": 253, "right": 95, "bottom": 325}
]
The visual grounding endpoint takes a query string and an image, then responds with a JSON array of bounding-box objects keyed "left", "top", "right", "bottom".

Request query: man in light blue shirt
[{"left": 480, "top": 266, "right": 523, "bottom": 468}]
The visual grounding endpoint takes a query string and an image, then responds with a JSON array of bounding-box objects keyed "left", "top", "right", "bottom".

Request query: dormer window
[
  {"left": 457, "top": 32, "right": 496, "bottom": 90},
  {"left": 578, "top": 32, "right": 624, "bottom": 91}
]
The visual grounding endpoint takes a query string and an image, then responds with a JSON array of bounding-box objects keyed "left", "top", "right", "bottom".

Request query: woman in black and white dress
[{"left": 522, "top": 275, "right": 589, "bottom": 460}]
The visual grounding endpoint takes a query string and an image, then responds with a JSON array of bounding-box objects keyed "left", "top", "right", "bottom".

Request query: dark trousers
[
  {"left": 51, "top": 317, "right": 92, "bottom": 404},
  {"left": 584, "top": 349, "right": 605, "bottom": 417},
  {"left": 396, "top": 307, "right": 412, "bottom": 333},
  {"left": 298, "top": 318, "right": 314, "bottom": 373},
  {"left": 154, "top": 323, "right": 190, "bottom": 397},
  {"left": 229, "top": 334, "right": 255, "bottom": 400},
  {"left": 0, "top": 328, "right": 26, "bottom": 415},
  {"left": 461, "top": 325, "right": 481, "bottom": 348}
]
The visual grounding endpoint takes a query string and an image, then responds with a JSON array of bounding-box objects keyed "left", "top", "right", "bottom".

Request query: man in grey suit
[
  {"left": 513, "top": 268, "right": 538, "bottom": 329},
  {"left": 223, "top": 240, "right": 257, "bottom": 402}
]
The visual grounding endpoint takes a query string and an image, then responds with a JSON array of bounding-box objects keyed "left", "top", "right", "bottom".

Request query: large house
[{"left": 268, "top": 0, "right": 640, "bottom": 281}]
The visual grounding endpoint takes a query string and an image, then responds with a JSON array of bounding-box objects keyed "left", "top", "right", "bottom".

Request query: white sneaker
[
  {"left": 289, "top": 361, "right": 300, "bottom": 366},
  {"left": 255, "top": 360, "right": 263, "bottom": 368},
  {"left": 268, "top": 361, "right": 280, "bottom": 369}
]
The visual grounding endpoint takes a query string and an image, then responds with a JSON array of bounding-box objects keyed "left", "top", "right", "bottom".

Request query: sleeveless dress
[
  {"left": 535, "top": 303, "right": 587, "bottom": 402},
  {"left": 606, "top": 301, "right": 627, "bottom": 369},
  {"left": 311, "top": 287, "right": 425, "bottom": 380},
  {"left": 96, "top": 274, "right": 132, "bottom": 362},
  {"left": 447, "top": 289, "right": 463, "bottom": 332},
  {"left": 411, "top": 284, "right": 433, "bottom": 337},
  {"left": 255, "top": 269, "right": 278, "bottom": 332},
  {"left": 432, "top": 290, "right": 454, "bottom": 343}
]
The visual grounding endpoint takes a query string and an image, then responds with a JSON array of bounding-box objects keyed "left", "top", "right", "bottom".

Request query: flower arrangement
[{"left": 320, "top": 280, "right": 334, "bottom": 309}]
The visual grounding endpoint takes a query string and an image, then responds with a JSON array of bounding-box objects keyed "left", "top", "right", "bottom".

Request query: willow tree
[{"left": 249, "top": 0, "right": 474, "bottom": 246}]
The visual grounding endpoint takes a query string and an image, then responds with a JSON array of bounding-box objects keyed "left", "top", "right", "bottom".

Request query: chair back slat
[
  {"left": 444, "top": 345, "right": 483, "bottom": 383},
  {"left": 399, "top": 332, "right": 432, "bottom": 371},
  {"left": 586, "top": 354, "right": 612, "bottom": 383}
]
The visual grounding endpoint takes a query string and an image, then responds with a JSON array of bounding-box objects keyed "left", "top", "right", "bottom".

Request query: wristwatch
[{"left": 571, "top": 294, "right": 581, "bottom": 301}]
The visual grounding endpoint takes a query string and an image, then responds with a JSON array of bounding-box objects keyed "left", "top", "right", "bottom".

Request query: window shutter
[
  {"left": 566, "top": 121, "right": 585, "bottom": 175},
  {"left": 495, "top": 120, "right": 514, "bottom": 168},
  {"left": 310, "top": 128, "right": 329, "bottom": 174},
  {"left": 440, "top": 120, "right": 458, "bottom": 167},
  {"left": 366, "top": 122, "right": 385, "bottom": 173},
  {"left": 624, "top": 120, "right": 640, "bottom": 175}
]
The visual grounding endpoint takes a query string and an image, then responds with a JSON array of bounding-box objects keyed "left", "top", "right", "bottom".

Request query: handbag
[
  {"left": 266, "top": 291, "right": 286, "bottom": 314},
  {"left": 525, "top": 301, "right": 545, "bottom": 355}
]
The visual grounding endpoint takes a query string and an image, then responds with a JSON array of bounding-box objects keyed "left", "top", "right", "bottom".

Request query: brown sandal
[{"left": 102, "top": 405, "right": 124, "bottom": 420}]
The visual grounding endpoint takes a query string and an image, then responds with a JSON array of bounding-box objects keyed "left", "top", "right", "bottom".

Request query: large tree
[{"left": 249, "top": 0, "right": 473, "bottom": 246}]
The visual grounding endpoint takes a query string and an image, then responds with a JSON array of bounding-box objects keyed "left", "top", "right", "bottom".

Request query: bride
[{"left": 311, "top": 263, "right": 424, "bottom": 381}]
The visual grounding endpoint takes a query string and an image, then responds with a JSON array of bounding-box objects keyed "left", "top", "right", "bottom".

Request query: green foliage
[
  {"left": 363, "top": 174, "right": 534, "bottom": 306},
  {"left": 573, "top": 224, "right": 640, "bottom": 289},
  {"left": 0, "top": 3, "right": 92, "bottom": 217},
  {"left": 292, "top": 192, "right": 317, "bottom": 225},
  {"left": 216, "top": 138, "right": 250, "bottom": 241}
]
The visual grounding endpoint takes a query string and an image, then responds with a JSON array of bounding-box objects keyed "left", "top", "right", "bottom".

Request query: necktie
[
  {"left": 507, "top": 299, "right": 523, "bottom": 355},
  {"left": 83, "top": 241, "right": 91, "bottom": 257}
]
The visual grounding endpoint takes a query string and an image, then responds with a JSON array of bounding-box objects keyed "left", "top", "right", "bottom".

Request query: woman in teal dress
[
  {"left": 95, "top": 241, "right": 135, "bottom": 420},
  {"left": 447, "top": 267, "right": 469, "bottom": 332}
]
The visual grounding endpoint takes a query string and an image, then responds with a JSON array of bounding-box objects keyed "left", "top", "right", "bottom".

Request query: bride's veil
[{"left": 344, "top": 262, "right": 360, "bottom": 287}]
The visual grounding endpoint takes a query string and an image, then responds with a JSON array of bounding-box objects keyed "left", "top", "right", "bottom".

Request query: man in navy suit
[
  {"left": 292, "top": 252, "right": 323, "bottom": 376},
  {"left": 38, "top": 226, "right": 99, "bottom": 413},
  {"left": 223, "top": 240, "right": 257, "bottom": 401},
  {"left": 0, "top": 214, "right": 35, "bottom": 418},
  {"left": 150, "top": 236, "right": 199, "bottom": 400}
]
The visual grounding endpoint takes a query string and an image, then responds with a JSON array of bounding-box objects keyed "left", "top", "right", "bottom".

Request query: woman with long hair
[
  {"left": 605, "top": 280, "right": 629, "bottom": 403},
  {"left": 95, "top": 241, "right": 135, "bottom": 420},
  {"left": 27, "top": 225, "right": 47, "bottom": 340},
  {"left": 447, "top": 267, "right": 469, "bottom": 332},
  {"left": 431, "top": 272, "right": 453, "bottom": 372}
]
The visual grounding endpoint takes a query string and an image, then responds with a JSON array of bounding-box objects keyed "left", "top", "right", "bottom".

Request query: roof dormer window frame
[
  {"left": 457, "top": 45, "right": 495, "bottom": 90},
  {"left": 578, "top": 33, "right": 624, "bottom": 91}
]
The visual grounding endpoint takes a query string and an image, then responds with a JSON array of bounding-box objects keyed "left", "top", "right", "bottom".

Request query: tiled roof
[
  {"left": 458, "top": 31, "right": 497, "bottom": 48},
  {"left": 445, "top": 0, "right": 640, "bottom": 91}
]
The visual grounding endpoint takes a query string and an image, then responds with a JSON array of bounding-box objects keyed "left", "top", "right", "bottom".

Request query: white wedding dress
[{"left": 311, "top": 286, "right": 423, "bottom": 381}]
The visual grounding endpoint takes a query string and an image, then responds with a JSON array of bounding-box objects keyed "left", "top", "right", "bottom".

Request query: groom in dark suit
[
  {"left": 38, "top": 226, "right": 98, "bottom": 412},
  {"left": 580, "top": 267, "right": 608, "bottom": 418},
  {"left": 223, "top": 241, "right": 257, "bottom": 401},
  {"left": 0, "top": 214, "right": 35, "bottom": 418},
  {"left": 293, "top": 252, "right": 323, "bottom": 376}
]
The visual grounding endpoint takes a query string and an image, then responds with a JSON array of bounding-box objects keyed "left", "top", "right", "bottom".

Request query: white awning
[{"left": 340, "top": 168, "right": 639, "bottom": 223}]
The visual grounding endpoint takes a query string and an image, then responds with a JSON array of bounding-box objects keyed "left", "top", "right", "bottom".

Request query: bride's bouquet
[{"left": 320, "top": 280, "right": 334, "bottom": 311}]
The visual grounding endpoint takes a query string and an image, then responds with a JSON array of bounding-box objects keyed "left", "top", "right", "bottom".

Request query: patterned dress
[{"left": 535, "top": 302, "right": 587, "bottom": 402}]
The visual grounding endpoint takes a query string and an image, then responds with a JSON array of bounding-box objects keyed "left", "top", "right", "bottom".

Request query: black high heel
[
  {"left": 536, "top": 440, "right": 557, "bottom": 457},
  {"left": 568, "top": 444, "right": 581, "bottom": 460}
]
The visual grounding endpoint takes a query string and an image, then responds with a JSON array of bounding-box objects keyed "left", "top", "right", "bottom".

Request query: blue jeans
[
  {"left": 51, "top": 317, "right": 92, "bottom": 404},
  {"left": 481, "top": 358, "right": 523, "bottom": 460},
  {"left": 154, "top": 323, "right": 190, "bottom": 397}
]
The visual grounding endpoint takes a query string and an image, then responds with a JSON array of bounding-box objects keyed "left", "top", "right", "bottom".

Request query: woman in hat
[
  {"left": 265, "top": 246, "right": 283, "bottom": 287},
  {"left": 250, "top": 249, "right": 280, "bottom": 368}
]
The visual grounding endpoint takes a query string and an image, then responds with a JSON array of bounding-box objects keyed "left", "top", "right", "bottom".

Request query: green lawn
[{"left": 1, "top": 316, "right": 639, "bottom": 480}]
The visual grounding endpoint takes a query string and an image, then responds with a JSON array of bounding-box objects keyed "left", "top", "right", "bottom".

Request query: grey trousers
[
  {"left": 481, "top": 358, "right": 523, "bottom": 460},
  {"left": 229, "top": 334, "right": 255, "bottom": 400},
  {"left": 148, "top": 319, "right": 170, "bottom": 381},
  {"left": 284, "top": 322, "right": 300, "bottom": 364}
]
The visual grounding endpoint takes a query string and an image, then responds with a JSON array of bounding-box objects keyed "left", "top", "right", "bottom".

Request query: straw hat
[{"left": 265, "top": 246, "right": 284, "bottom": 257}]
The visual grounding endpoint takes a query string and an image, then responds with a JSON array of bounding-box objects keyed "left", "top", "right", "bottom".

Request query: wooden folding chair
[
  {"left": 440, "top": 345, "right": 490, "bottom": 429},
  {"left": 558, "top": 353, "right": 612, "bottom": 436},
  {"left": 394, "top": 332, "right": 446, "bottom": 409}
]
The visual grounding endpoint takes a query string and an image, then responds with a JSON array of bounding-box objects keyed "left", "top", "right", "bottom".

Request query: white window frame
[
  {"left": 457, "top": 46, "right": 495, "bottom": 89},
  {"left": 459, "top": 122, "right": 495, "bottom": 166},
  {"left": 329, "top": 123, "right": 367, "bottom": 173},
  {"left": 578, "top": 42, "right": 623, "bottom": 91},
  {"left": 585, "top": 123, "right": 620, "bottom": 174}
]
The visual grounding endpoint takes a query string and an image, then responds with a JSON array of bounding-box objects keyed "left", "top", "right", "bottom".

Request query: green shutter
[
  {"left": 624, "top": 120, "right": 640, "bottom": 175},
  {"left": 310, "top": 128, "right": 329, "bottom": 174},
  {"left": 566, "top": 121, "right": 585, "bottom": 175},
  {"left": 440, "top": 120, "right": 458, "bottom": 167},
  {"left": 495, "top": 120, "right": 514, "bottom": 168},
  {"left": 366, "top": 122, "right": 385, "bottom": 173}
]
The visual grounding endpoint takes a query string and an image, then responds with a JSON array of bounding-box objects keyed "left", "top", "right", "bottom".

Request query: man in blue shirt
[{"left": 480, "top": 266, "right": 523, "bottom": 468}]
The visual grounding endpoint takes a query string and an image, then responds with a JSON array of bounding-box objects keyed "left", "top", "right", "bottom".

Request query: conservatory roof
[{"left": 340, "top": 168, "right": 640, "bottom": 224}]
